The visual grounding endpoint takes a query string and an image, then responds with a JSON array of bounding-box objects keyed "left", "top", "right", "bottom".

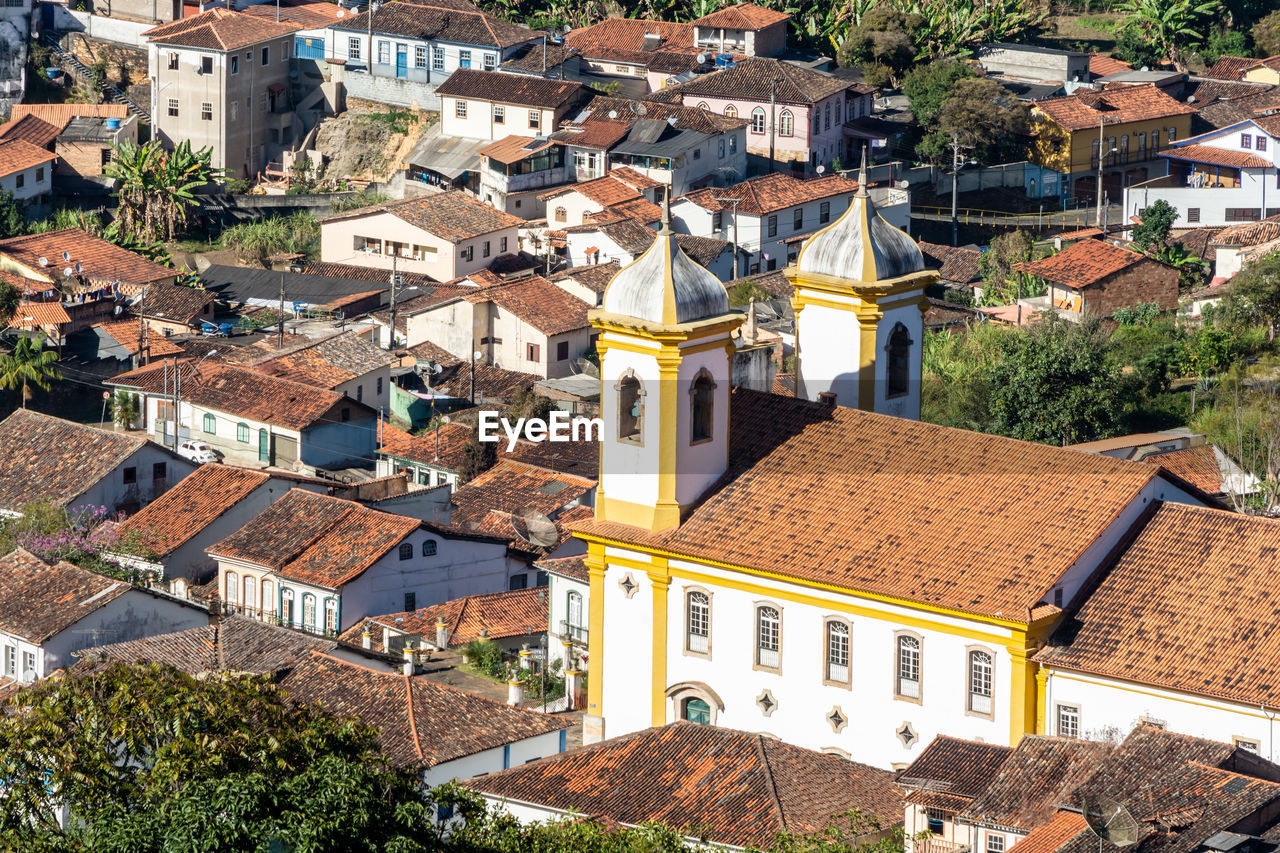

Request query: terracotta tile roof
[
  {"left": 693, "top": 3, "right": 790, "bottom": 30},
  {"left": 451, "top": 459, "right": 594, "bottom": 524},
  {"left": 0, "top": 114, "right": 61, "bottom": 148},
  {"left": 1088, "top": 54, "right": 1132, "bottom": 78},
  {"left": 0, "top": 410, "right": 150, "bottom": 513},
  {"left": 501, "top": 40, "right": 577, "bottom": 74},
  {"left": 435, "top": 69, "right": 586, "bottom": 109},
  {"left": 251, "top": 329, "right": 395, "bottom": 389},
  {"left": 1016, "top": 238, "right": 1144, "bottom": 288},
  {"left": 467, "top": 275, "right": 591, "bottom": 336},
  {"left": 469, "top": 722, "right": 902, "bottom": 849},
  {"left": 333, "top": 0, "right": 534, "bottom": 49},
  {"left": 0, "top": 138, "right": 57, "bottom": 178},
  {"left": 1037, "top": 501, "right": 1280, "bottom": 705},
  {"left": 1, "top": 271, "right": 53, "bottom": 298},
  {"left": 404, "top": 339, "right": 463, "bottom": 366},
  {"left": 959, "top": 736, "right": 1116, "bottom": 831},
  {"left": 137, "top": 282, "right": 214, "bottom": 324},
  {"left": 240, "top": 0, "right": 346, "bottom": 29},
  {"left": 12, "top": 301, "right": 71, "bottom": 328},
  {"left": 1034, "top": 84, "right": 1196, "bottom": 132},
  {"left": 80, "top": 614, "right": 337, "bottom": 675},
  {"left": 574, "top": 389, "right": 1174, "bottom": 622},
  {"left": 342, "top": 587, "right": 545, "bottom": 650},
  {"left": 1210, "top": 213, "right": 1280, "bottom": 246},
  {"left": 1174, "top": 226, "right": 1223, "bottom": 258},
  {"left": 681, "top": 173, "right": 859, "bottom": 216},
  {"left": 1194, "top": 86, "right": 1280, "bottom": 128},
  {"left": 675, "top": 57, "right": 850, "bottom": 104},
  {"left": 1161, "top": 143, "right": 1274, "bottom": 169},
  {"left": 565, "top": 19, "right": 696, "bottom": 64},
  {"left": 1205, "top": 56, "right": 1256, "bottom": 80},
  {"left": 919, "top": 241, "right": 983, "bottom": 285},
  {"left": 144, "top": 8, "right": 302, "bottom": 49},
  {"left": 379, "top": 420, "right": 474, "bottom": 472},
  {"left": 1139, "top": 445, "right": 1225, "bottom": 496},
  {"left": 502, "top": 435, "right": 599, "bottom": 479},
  {"left": 6, "top": 104, "right": 127, "bottom": 129},
  {"left": 0, "top": 228, "right": 174, "bottom": 286},
  {"left": 116, "top": 465, "right": 270, "bottom": 558},
  {"left": 1248, "top": 55, "right": 1280, "bottom": 73},
  {"left": 602, "top": 197, "right": 664, "bottom": 225},
  {"left": 535, "top": 553, "right": 587, "bottom": 582},
  {"left": 326, "top": 191, "right": 523, "bottom": 243},
  {"left": 280, "top": 651, "right": 569, "bottom": 767},
  {"left": 95, "top": 319, "right": 185, "bottom": 357},
  {"left": 435, "top": 361, "right": 539, "bottom": 403},
  {"left": 551, "top": 261, "right": 619, "bottom": 294},
  {"left": 301, "top": 261, "right": 434, "bottom": 288},
  {"left": 899, "top": 735, "right": 1015, "bottom": 801},
  {"left": 1010, "top": 811, "right": 1090, "bottom": 853},
  {"left": 208, "top": 489, "right": 420, "bottom": 587},
  {"left": 583, "top": 95, "right": 749, "bottom": 134},
  {"left": 0, "top": 549, "right": 133, "bottom": 643},
  {"left": 463, "top": 505, "right": 582, "bottom": 558},
  {"left": 108, "top": 360, "right": 367, "bottom": 431},
  {"left": 551, "top": 121, "right": 632, "bottom": 150},
  {"left": 540, "top": 174, "right": 642, "bottom": 207}
]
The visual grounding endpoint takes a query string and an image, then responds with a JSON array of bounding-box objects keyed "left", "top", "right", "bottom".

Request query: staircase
[{"left": 42, "top": 33, "right": 152, "bottom": 123}]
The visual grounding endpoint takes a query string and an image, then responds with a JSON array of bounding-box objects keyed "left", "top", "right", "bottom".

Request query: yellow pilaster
[
  {"left": 1007, "top": 633, "right": 1041, "bottom": 745},
  {"left": 1035, "top": 666, "right": 1049, "bottom": 735},
  {"left": 652, "top": 351, "right": 683, "bottom": 531},
  {"left": 854, "top": 302, "right": 882, "bottom": 411},
  {"left": 649, "top": 559, "right": 671, "bottom": 726},
  {"left": 585, "top": 543, "right": 607, "bottom": 718}
]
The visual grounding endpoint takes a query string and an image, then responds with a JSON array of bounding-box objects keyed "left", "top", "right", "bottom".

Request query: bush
[{"left": 460, "top": 638, "right": 505, "bottom": 679}]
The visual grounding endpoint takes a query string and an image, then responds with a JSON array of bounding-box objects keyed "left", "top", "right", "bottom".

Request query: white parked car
[{"left": 176, "top": 440, "right": 219, "bottom": 464}]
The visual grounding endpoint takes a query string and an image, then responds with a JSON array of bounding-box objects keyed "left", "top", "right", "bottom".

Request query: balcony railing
[
  {"left": 918, "top": 838, "right": 969, "bottom": 853},
  {"left": 559, "top": 620, "right": 587, "bottom": 643}
]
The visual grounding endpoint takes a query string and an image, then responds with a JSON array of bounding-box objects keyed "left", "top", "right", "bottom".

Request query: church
[{"left": 571, "top": 162, "right": 1212, "bottom": 769}]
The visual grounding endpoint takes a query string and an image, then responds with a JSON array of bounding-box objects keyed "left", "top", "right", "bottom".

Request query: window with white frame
[
  {"left": 687, "top": 591, "right": 709, "bottom": 653},
  {"left": 415, "top": 45, "right": 427, "bottom": 67},
  {"left": 927, "top": 808, "right": 946, "bottom": 835},
  {"left": 201, "top": 102, "right": 212, "bottom": 121},
  {"left": 987, "top": 834, "right": 1005, "bottom": 853},
  {"left": 3, "top": 646, "right": 14, "bottom": 676},
  {"left": 225, "top": 571, "right": 239, "bottom": 603},
  {"left": 262, "top": 580, "right": 273, "bottom": 613},
  {"left": 167, "top": 52, "right": 178, "bottom": 70},
  {"left": 432, "top": 46, "right": 445, "bottom": 70},
  {"left": 826, "top": 620, "right": 849, "bottom": 684},
  {"left": 779, "top": 109, "right": 793, "bottom": 136},
  {"left": 751, "top": 107, "right": 765, "bottom": 134},
  {"left": 529, "top": 110, "right": 540, "bottom": 130},
  {"left": 969, "top": 649, "right": 993, "bottom": 714},
  {"left": 348, "top": 37, "right": 361, "bottom": 61},
  {"left": 280, "top": 589, "right": 294, "bottom": 623},
  {"left": 755, "top": 605, "right": 780, "bottom": 670},
  {"left": 1235, "top": 736, "right": 1261, "bottom": 753},
  {"left": 243, "top": 575, "right": 256, "bottom": 611},
  {"left": 1057, "top": 703, "right": 1080, "bottom": 738},
  {"left": 167, "top": 99, "right": 179, "bottom": 117},
  {"left": 377, "top": 40, "right": 390, "bottom": 64},
  {"left": 22, "top": 651, "right": 34, "bottom": 678},
  {"left": 302, "top": 594, "right": 317, "bottom": 630},
  {"left": 324, "top": 600, "right": 338, "bottom": 634},
  {"left": 896, "top": 634, "right": 920, "bottom": 698},
  {"left": 494, "top": 105, "right": 505, "bottom": 123},
  {"left": 484, "top": 52, "right": 496, "bottom": 70},
  {"left": 567, "top": 590, "right": 584, "bottom": 631},
  {"left": 456, "top": 100, "right": 468, "bottom": 118}
]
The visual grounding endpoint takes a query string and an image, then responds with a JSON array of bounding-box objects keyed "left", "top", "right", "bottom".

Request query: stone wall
[{"left": 342, "top": 72, "right": 440, "bottom": 112}]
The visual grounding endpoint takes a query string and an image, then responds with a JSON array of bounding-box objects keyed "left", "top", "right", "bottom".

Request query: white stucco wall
[
  {"left": 423, "top": 729, "right": 565, "bottom": 786},
  {"left": 39, "top": 588, "right": 208, "bottom": 676}
]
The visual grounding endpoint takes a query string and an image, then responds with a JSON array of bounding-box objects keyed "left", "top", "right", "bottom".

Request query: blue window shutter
[
  {"left": 559, "top": 729, "right": 567, "bottom": 752},
  {"left": 502, "top": 744, "right": 511, "bottom": 769}
]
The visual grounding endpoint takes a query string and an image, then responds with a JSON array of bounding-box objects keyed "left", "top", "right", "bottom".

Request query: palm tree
[
  {"left": 104, "top": 139, "right": 225, "bottom": 243},
  {"left": 1117, "top": 0, "right": 1221, "bottom": 69},
  {"left": 0, "top": 336, "right": 62, "bottom": 409}
]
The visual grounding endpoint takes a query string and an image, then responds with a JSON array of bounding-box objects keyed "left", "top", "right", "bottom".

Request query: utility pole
[
  {"left": 387, "top": 252, "right": 398, "bottom": 351},
  {"left": 713, "top": 196, "right": 741, "bottom": 277},
  {"left": 1096, "top": 115, "right": 1106, "bottom": 229},
  {"left": 951, "top": 132, "right": 962, "bottom": 248},
  {"left": 277, "top": 270, "right": 285, "bottom": 349},
  {"left": 768, "top": 77, "right": 777, "bottom": 172}
]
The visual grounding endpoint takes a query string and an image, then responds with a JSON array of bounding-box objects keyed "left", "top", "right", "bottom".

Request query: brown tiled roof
[
  {"left": 1139, "top": 445, "right": 1225, "bottom": 495},
  {"left": 1247, "top": 55, "right": 1280, "bottom": 73},
  {"left": 467, "top": 275, "right": 591, "bottom": 336},
  {"left": 681, "top": 173, "right": 859, "bottom": 216},
  {"left": 1010, "top": 811, "right": 1090, "bottom": 853},
  {"left": 1194, "top": 86, "right": 1280, "bottom": 128},
  {"left": 12, "top": 301, "right": 71, "bottom": 328},
  {"left": 1172, "top": 225, "right": 1222, "bottom": 258},
  {"left": 540, "top": 174, "right": 642, "bottom": 206},
  {"left": 574, "top": 389, "right": 1173, "bottom": 622},
  {"left": 478, "top": 134, "right": 555, "bottom": 165},
  {"left": 502, "top": 435, "right": 599, "bottom": 479},
  {"left": 326, "top": 191, "right": 523, "bottom": 243},
  {"left": 959, "top": 736, "right": 1116, "bottom": 831},
  {"left": 1204, "top": 56, "right": 1256, "bottom": 80},
  {"left": 342, "top": 587, "right": 545, "bottom": 650},
  {"left": 116, "top": 465, "right": 271, "bottom": 558},
  {"left": 564, "top": 18, "right": 696, "bottom": 64},
  {"left": 675, "top": 57, "right": 850, "bottom": 104},
  {"left": 435, "top": 69, "right": 585, "bottom": 109},
  {"left": 333, "top": 0, "right": 534, "bottom": 49},
  {"left": 137, "top": 282, "right": 214, "bottom": 324},
  {"left": 300, "top": 261, "right": 433, "bottom": 288},
  {"left": 6, "top": 104, "right": 127, "bottom": 129},
  {"left": 601, "top": 197, "right": 664, "bottom": 225},
  {"left": 0, "top": 410, "right": 150, "bottom": 513},
  {"left": 500, "top": 40, "right": 577, "bottom": 75},
  {"left": 436, "top": 361, "right": 539, "bottom": 402},
  {"left": 0, "top": 114, "right": 61, "bottom": 148},
  {"left": 693, "top": 3, "right": 790, "bottom": 29},
  {"left": 0, "top": 549, "right": 132, "bottom": 642},
  {"left": 899, "top": 735, "right": 1014, "bottom": 800},
  {"left": 1037, "top": 502, "right": 1280, "bottom": 705},
  {"left": 724, "top": 269, "right": 793, "bottom": 298},
  {"left": 209, "top": 488, "right": 420, "bottom": 587},
  {"left": 404, "top": 339, "right": 463, "bottom": 366},
  {"left": 0, "top": 139, "right": 57, "bottom": 178},
  {"left": 94, "top": 319, "right": 185, "bottom": 357},
  {"left": 251, "top": 329, "right": 395, "bottom": 389},
  {"left": 379, "top": 420, "right": 474, "bottom": 472},
  {"left": 1210, "top": 213, "right": 1280, "bottom": 246},
  {"left": 535, "top": 553, "right": 587, "bottom": 582},
  {"left": 551, "top": 261, "right": 620, "bottom": 294},
  {"left": 919, "top": 241, "right": 983, "bottom": 284},
  {"left": 551, "top": 120, "right": 632, "bottom": 151},
  {"left": 584, "top": 95, "right": 749, "bottom": 134},
  {"left": 1088, "top": 54, "right": 1131, "bottom": 78},
  {"left": 451, "top": 459, "right": 594, "bottom": 524},
  {"left": 145, "top": 8, "right": 301, "bottom": 49},
  {"left": 469, "top": 722, "right": 902, "bottom": 849},
  {"left": 0, "top": 228, "right": 174, "bottom": 286},
  {"left": 1161, "top": 143, "right": 1273, "bottom": 169},
  {"left": 241, "top": 0, "right": 345, "bottom": 29},
  {"left": 108, "top": 360, "right": 367, "bottom": 431},
  {"left": 1034, "top": 84, "right": 1196, "bottom": 132},
  {"left": 1016, "top": 238, "right": 1144, "bottom": 289}
]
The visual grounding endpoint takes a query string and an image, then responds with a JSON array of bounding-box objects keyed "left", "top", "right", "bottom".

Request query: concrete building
[
  {"left": 977, "top": 43, "right": 1091, "bottom": 85},
  {"left": 0, "top": 138, "right": 55, "bottom": 204},
  {"left": 435, "top": 69, "right": 589, "bottom": 141},
  {"left": 691, "top": 3, "right": 791, "bottom": 57}
]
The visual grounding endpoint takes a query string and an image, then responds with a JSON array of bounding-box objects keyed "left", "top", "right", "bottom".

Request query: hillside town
[{"left": 3, "top": 0, "right": 1280, "bottom": 845}]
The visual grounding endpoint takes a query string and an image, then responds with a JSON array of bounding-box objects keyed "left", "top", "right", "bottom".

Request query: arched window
[
  {"left": 825, "top": 620, "right": 850, "bottom": 684},
  {"left": 202, "top": 413, "right": 216, "bottom": 434},
  {"left": 225, "top": 571, "right": 239, "bottom": 604},
  {"left": 324, "top": 599, "right": 339, "bottom": 635},
  {"left": 686, "top": 591, "right": 710, "bottom": 654},
  {"left": 896, "top": 634, "right": 921, "bottom": 699},
  {"left": 261, "top": 579, "right": 274, "bottom": 616},
  {"left": 750, "top": 107, "right": 765, "bottom": 134},
  {"left": 554, "top": 206, "right": 567, "bottom": 222},
  {"left": 567, "top": 590, "right": 584, "bottom": 631},
  {"left": 755, "top": 605, "right": 780, "bottom": 670},
  {"left": 886, "top": 323, "right": 913, "bottom": 399},
  {"left": 697, "top": 101, "right": 709, "bottom": 111},
  {"left": 243, "top": 574, "right": 256, "bottom": 613},
  {"left": 969, "top": 649, "right": 994, "bottom": 715},
  {"left": 302, "top": 594, "right": 317, "bottom": 631},
  {"left": 724, "top": 104, "right": 737, "bottom": 118},
  {"left": 690, "top": 369, "right": 716, "bottom": 443},
  {"left": 684, "top": 697, "right": 711, "bottom": 724},
  {"left": 398, "top": 542, "right": 413, "bottom": 560},
  {"left": 236, "top": 422, "right": 249, "bottom": 442},
  {"left": 778, "top": 109, "right": 793, "bottom": 137},
  {"left": 617, "top": 370, "right": 644, "bottom": 444},
  {"left": 422, "top": 539, "right": 437, "bottom": 557},
  {"left": 280, "top": 588, "right": 294, "bottom": 624}
]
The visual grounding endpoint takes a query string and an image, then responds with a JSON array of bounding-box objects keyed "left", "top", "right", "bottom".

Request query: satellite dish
[
  {"left": 113, "top": 304, "right": 123, "bottom": 316},
  {"left": 61, "top": 251, "right": 71, "bottom": 262},
  {"left": 431, "top": 363, "right": 443, "bottom": 375},
  {"left": 74, "top": 263, "right": 83, "bottom": 274},
  {"left": 816, "top": 164, "right": 826, "bottom": 175},
  {"left": 608, "top": 109, "right": 618, "bottom": 118},
  {"left": 631, "top": 101, "right": 647, "bottom": 116},
  {"left": 440, "top": 414, "right": 451, "bottom": 424},
  {"left": 898, "top": 179, "right": 910, "bottom": 189},
  {"left": 515, "top": 509, "right": 560, "bottom": 547},
  {"left": 1082, "top": 796, "right": 1140, "bottom": 848},
  {"left": 63, "top": 267, "right": 73, "bottom": 278},
  {"left": 697, "top": 52, "right": 707, "bottom": 64},
  {"left": 1187, "top": 96, "right": 1196, "bottom": 103},
  {"left": 38, "top": 256, "right": 48, "bottom": 266},
  {"left": 473, "top": 350, "right": 483, "bottom": 361}
]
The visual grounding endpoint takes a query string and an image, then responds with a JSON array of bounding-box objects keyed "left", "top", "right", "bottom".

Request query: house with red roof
[{"left": 1015, "top": 238, "right": 1178, "bottom": 316}]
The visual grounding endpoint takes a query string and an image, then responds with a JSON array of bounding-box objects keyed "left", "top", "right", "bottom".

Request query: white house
[
  {"left": 538, "top": 555, "right": 589, "bottom": 655},
  {"left": 434, "top": 69, "right": 588, "bottom": 142},
  {"left": 539, "top": 169, "right": 662, "bottom": 229},
  {"left": 0, "top": 138, "right": 55, "bottom": 203},
  {"left": 0, "top": 549, "right": 208, "bottom": 685}
]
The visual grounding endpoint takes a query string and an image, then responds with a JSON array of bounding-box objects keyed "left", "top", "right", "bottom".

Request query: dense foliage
[
  {"left": 221, "top": 212, "right": 322, "bottom": 266},
  {"left": 0, "top": 336, "right": 62, "bottom": 408},
  {"left": 0, "top": 501, "right": 155, "bottom": 583},
  {"left": 104, "top": 139, "right": 224, "bottom": 243}
]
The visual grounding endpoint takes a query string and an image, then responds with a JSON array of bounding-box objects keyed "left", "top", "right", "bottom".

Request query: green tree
[
  {"left": 105, "top": 139, "right": 224, "bottom": 243},
  {"left": 838, "top": 7, "right": 919, "bottom": 86},
  {"left": 935, "top": 77, "right": 1030, "bottom": 166},
  {"left": 459, "top": 429, "right": 498, "bottom": 483},
  {"left": 0, "top": 336, "right": 61, "bottom": 409},
  {"left": 978, "top": 230, "right": 1036, "bottom": 305},
  {"left": 1117, "top": 0, "right": 1223, "bottom": 69},
  {"left": 1253, "top": 9, "right": 1280, "bottom": 56},
  {"left": 1132, "top": 199, "right": 1178, "bottom": 250},
  {"left": 1224, "top": 250, "right": 1280, "bottom": 340},
  {"left": 0, "top": 279, "right": 18, "bottom": 329},
  {"left": 1199, "top": 27, "right": 1251, "bottom": 64},
  {"left": 1112, "top": 24, "right": 1166, "bottom": 68},
  {"left": 0, "top": 662, "right": 434, "bottom": 852},
  {"left": 986, "top": 314, "right": 1130, "bottom": 444},
  {"left": 504, "top": 387, "right": 556, "bottom": 424},
  {"left": 0, "top": 191, "right": 24, "bottom": 239},
  {"left": 903, "top": 59, "right": 974, "bottom": 128}
]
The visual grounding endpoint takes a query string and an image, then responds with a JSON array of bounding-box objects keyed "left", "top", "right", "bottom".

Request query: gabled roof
[
  {"left": 435, "top": 361, "right": 539, "bottom": 402},
  {"left": 1015, "top": 238, "right": 1147, "bottom": 289},
  {"left": 332, "top": 0, "right": 534, "bottom": 48},
  {"left": 208, "top": 489, "right": 421, "bottom": 587},
  {"left": 251, "top": 329, "right": 395, "bottom": 389},
  {"left": 1210, "top": 213, "right": 1280, "bottom": 246},
  {"left": 278, "top": 651, "right": 570, "bottom": 768},
  {"left": 0, "top": 139, "right": 58, "bottom": 178},
  {"left": 144, "top": 8, "right": 302, "bottom": 49},
  {"left": 580, "top": 95, "right": 749, "bottom": 134},
  {"left": 0, "top": 411, "right": 151, "bottom": 513},
  {"left": 1033, "top": 84, "right": 1196, "bottom": 132},
  {"left": 959, "top": 736, "right": 1115, "bottom": 831},
  {"left": 434, "top": 69, "right": 586, "bottom": 109},
  {"left": 116, "top": 465, "right": 271, "bottom": 558},
  {"left": 12, "top": 301, "right": 72, "bottom": 329},
  {"left": 93, "top": 319, "right": 185, "bottom": 358},
  {"left": 468, "top": 722, "right": 902, "bottom": 849},
  {"left": 0, "top": 114, "right": 61, "bottom": 148},
  {"left": 551, "top": 261, "right": 620, "bottom": 295},
  {"left": 1204, "top": 55, "right": 1257, "bottom": 81},
  {"left": 136, "top": 282, "right": 215, "bottom": 323},
  {"left": 919, "top": 241, "right": 983, "bottom": 285},
  {"left": 1161, "top": 143, "right": 1273, "bottom": 169},
  {"left": 564, "top": 18, "right": 696, "bottom": 64},
  {"left": 0, "top": 228, "right": 174, "bottom": 286},
  {"left": 680, "top": 172, "right": 859, "bottom": 216},
  {"left": 451, "top": 459, "right": 595, "bottom": 524},
  {"left": 466, "top": 274, "right": 592, "bottom": 336},
  {"left": 692, "top": 2, "right": 790, "bottom": 30},
  {"left": 1139, "top": 445, "right": 1227, "bottom": 496},
  {"left": 324, "top": 191, "right": 523, "bottom": 242},
  {"left": 379, "top": 420, "right": 474, "bottom": 472},
  {"left": 673, "top": 57, "right": 849, "bottom": 104},
  {"left": 539, "top": 173, "right": 644, "bottom": 206},
  {"left": 898, "top": 734, "right": 1015, "bottom": 808},
  {"left": 535, "top": 553, "right": 587, "bottom": 581},
  {"left": 4, "top": 104, "right": 127, "bottom": 130},
  {"left": 1088, "top": 53, "right": 1131, "bottom": 78},
  {"left": 0, "top": 550, "right": 132, "bottom": 643},
  {"left": 340, "top": 587, "right": 546, "bottom": 649}
]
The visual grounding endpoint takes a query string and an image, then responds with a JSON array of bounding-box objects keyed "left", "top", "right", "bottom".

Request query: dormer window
[
  {"left": 689, "top": 368, "right": 716, "bottom": 444},
  {"left": 617, "top": 370, "right": 644, "bottom": 444}
]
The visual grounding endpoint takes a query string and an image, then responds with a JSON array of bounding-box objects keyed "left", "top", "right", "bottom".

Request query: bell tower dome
[
  {"left": 591, "top": 198, "right": 743, "bottom": 533},
  {"left": 785, "top": 150, "right": 937, "bottom": 419}
]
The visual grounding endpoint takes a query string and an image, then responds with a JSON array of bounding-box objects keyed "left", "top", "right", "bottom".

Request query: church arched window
[
  {"left": 886, "top": 323, "right": 913, "bottom": 399},
  {"left": 616, "top": 370, "right": 645, "bottom": 444},
  {"left": 689, "top": 368, "right": 716, "bottom": 443}
]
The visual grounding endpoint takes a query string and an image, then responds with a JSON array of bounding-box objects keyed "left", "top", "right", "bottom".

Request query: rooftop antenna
[{"left": 1082, "top": 796, "right": 1140, "bottom": 852}]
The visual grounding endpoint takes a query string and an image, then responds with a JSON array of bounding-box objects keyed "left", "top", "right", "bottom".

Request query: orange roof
[
  {"left": 1034, "top": 84, "right": 1196, "bottom": 132},
  {"left": 379, "top": 420, "right": 474, "bottom": 471},
  {"left": 117, "top": 465, "right": 271, "bottom": 557},
  {"left": 0, "top": 115, "right": 61, "bottom": 148},
  {"left": 7, "top": 104, "right": 127, "bottom": 129},
  {"left": 692, "top": 2, "right": 790, "bottom": 30},
  {"left": 12, "top": 302, "right": 70, "bottom": 328},
  {"left": 1005, "top": 811, "right": 1089, "bottom": 853},
  {"left": 564, "top": 18, "right": 696, "bottom": 63},
  {"left": 343, "top": 587, "right": 546, "bottom": 649},
  {"left": 1087, "top": 53, "right": 1131, "bottom": 78},
  {"left": 1015, "top": 238, "right": 1145, "bottom": 289},
  {"left": 477, "top": 135, "right": 555, "bottom": 165},
  {"left": 451, "top": 459, "right": 595, "bottom": 524},
  {"left": 1140, "top": 445, "right": 1225, "bottom": 496},
  {"left": 0, "top": 228, "right": 174, "bottom": 285},
  {"left": 540, "top": 173, "right": 643, "bottom": 206},
  {"left": 1204, "top": 55, "right": 1256, "bottom": 81},
  {"left": 145, "top": 8, "right": 301, "bottom": 49},
  {"left": 553, "top": 121, "right": 631, "bottom": 150},
  {"left": 1161, "top": 143, "right": 1273, "bottom": 169},
  {"left": 95, "top": 319, "right": 185, "bottom": 357},
  {"left": 609, "top": 165, "right": 661, "bottom": 192},
  {"left": 0, "top": 139, "right": 56, "bottom": 178},
  {"left": 681, "top": 172, "right": 860, "bottom": 215}
]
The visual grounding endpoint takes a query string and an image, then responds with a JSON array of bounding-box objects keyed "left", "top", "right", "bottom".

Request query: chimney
[
  {"left": 435, "top": 617, "right": 449, "bottom": 650},
  {"left": 817, "top": 391, "right": 837, "bottom": 407},
  {"left": 402, "top": 645, "right": 415, "bottom": 676},
  {"left": 361, "top": 622, "right": 373, "bottom": 650}
]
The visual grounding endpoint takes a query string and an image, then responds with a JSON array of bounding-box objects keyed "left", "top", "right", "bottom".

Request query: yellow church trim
[
  {"left": 1046, "top": 670, "right": 1280, "bottom": 721},
  {"left": 648, "top": 559, "right": 671, "bottom": 726},
  {"left": 585, "top": 543, "right": 607, "bottom": 720}
]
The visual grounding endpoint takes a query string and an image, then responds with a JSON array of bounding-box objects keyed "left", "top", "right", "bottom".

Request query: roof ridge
[
  {"left": 404, "top": 674, "right": 426, "bottom": 761},
  {"left": 754, "top": 733, "right": 791, "bottom": 834}
]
